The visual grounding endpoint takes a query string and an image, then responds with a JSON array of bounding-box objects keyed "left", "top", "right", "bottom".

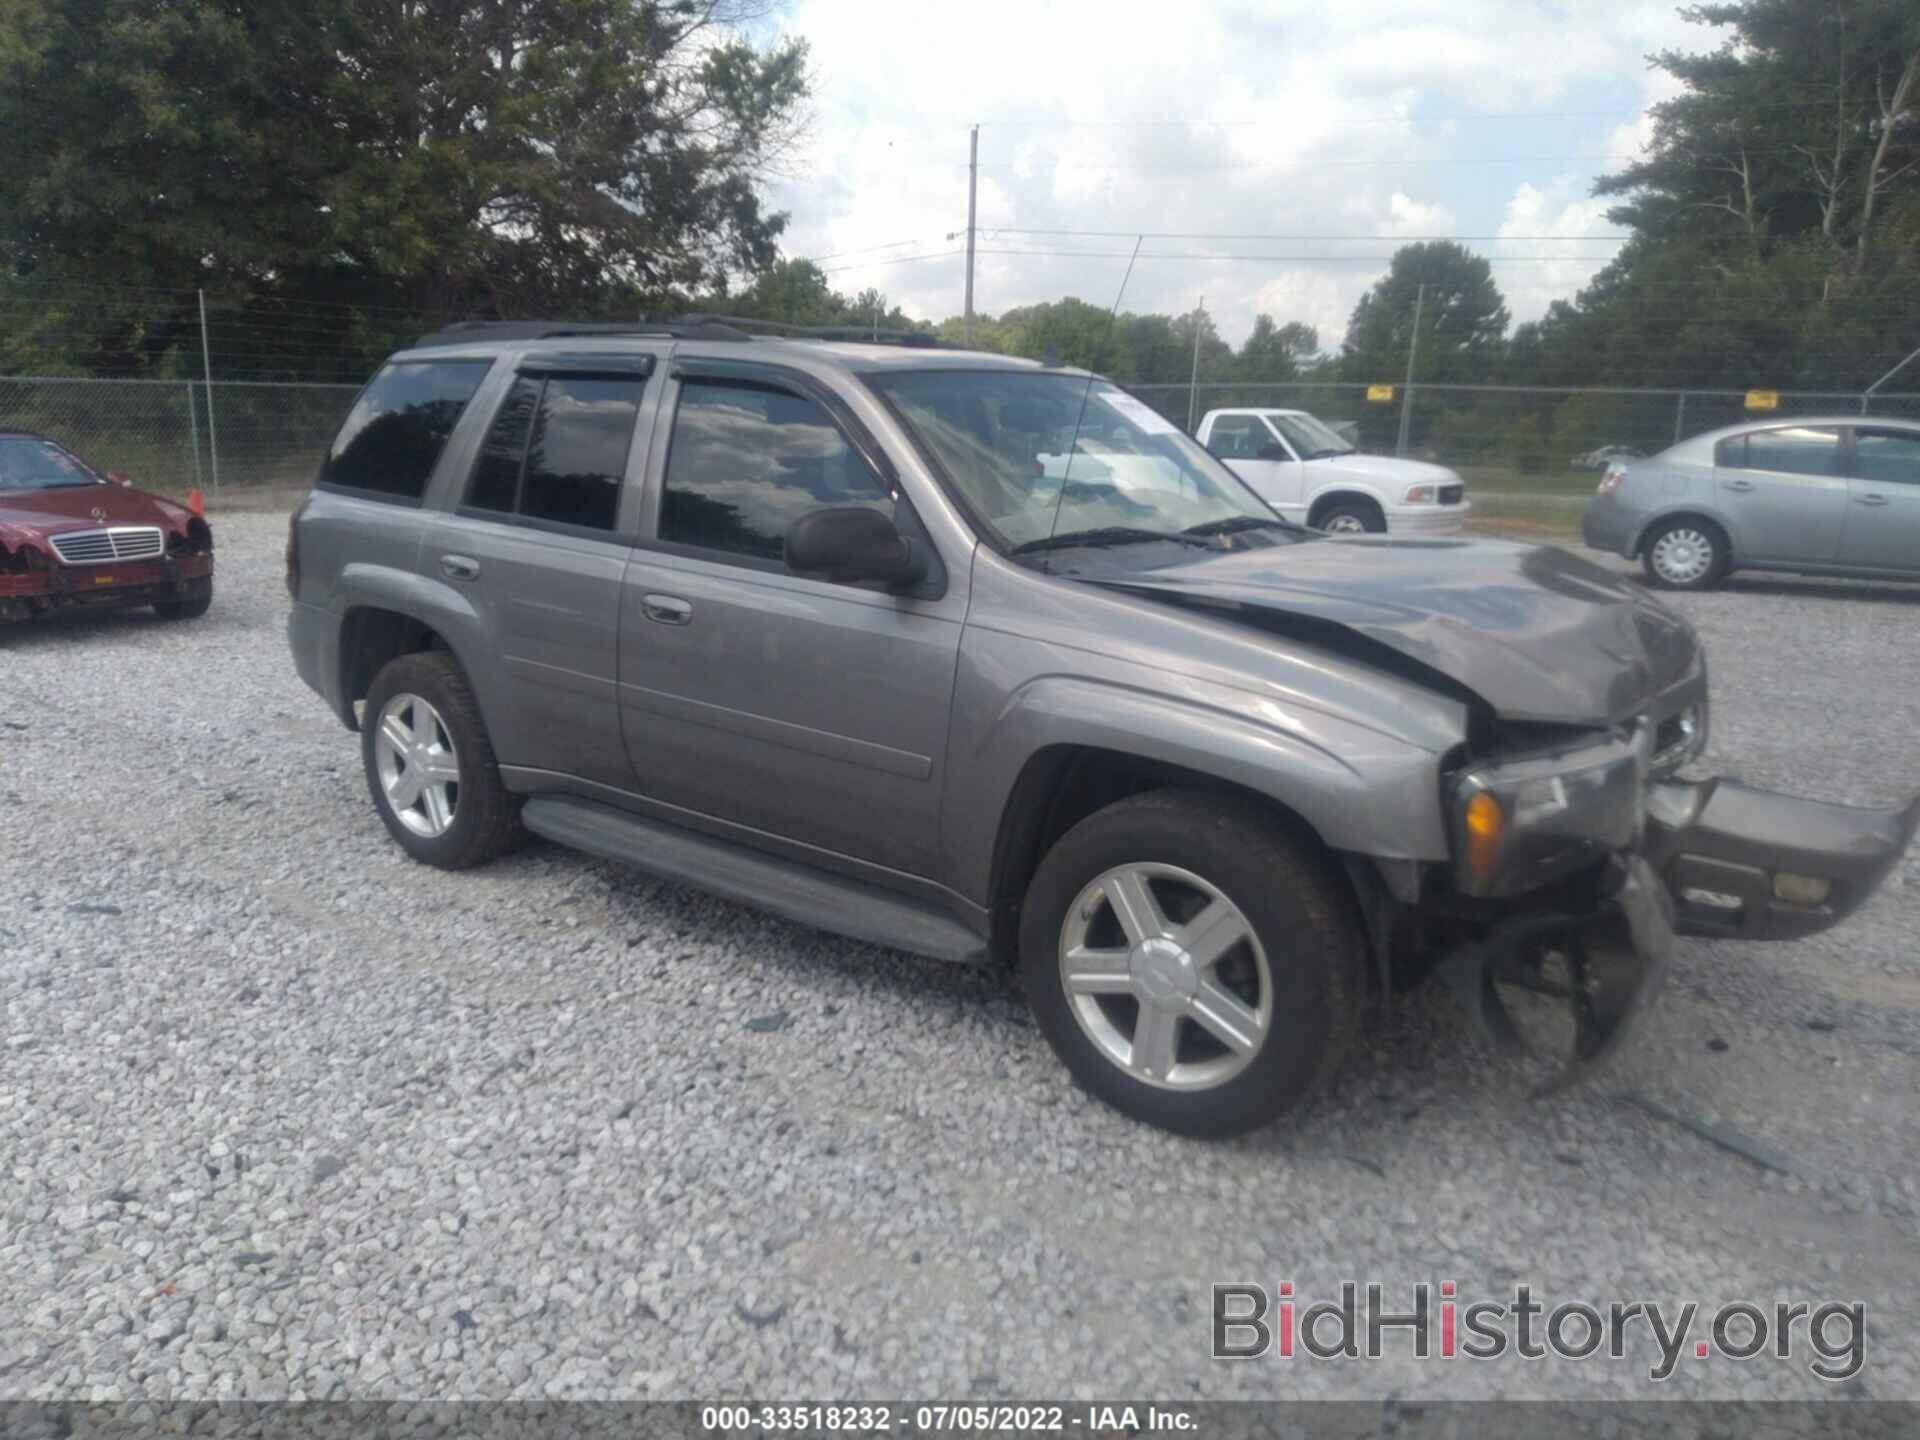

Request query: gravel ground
[{"left": 2, "top": 508, "right": 1917, "bottom": 1404}]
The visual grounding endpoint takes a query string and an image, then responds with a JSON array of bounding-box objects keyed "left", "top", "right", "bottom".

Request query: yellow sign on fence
[
  {"left": 1366, "top": 383, "right": 1396, "bottom": 403},
  {"left": 1745, "top": 389, "right": 1780, "bottom": 411}
]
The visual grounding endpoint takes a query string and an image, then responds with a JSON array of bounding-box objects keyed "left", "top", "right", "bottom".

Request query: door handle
[
  {"left": 440, "top": 554, "right": 480, "bottom": 581},
  {"left": 1856, "top": 493, "right": 1891, "bottom": 506},
  {"left": 641, "top": 593, "right": 693, "bottom": 625},
  {"left": 1722, "top": 479, "right": 1755, "bottom": 492}
]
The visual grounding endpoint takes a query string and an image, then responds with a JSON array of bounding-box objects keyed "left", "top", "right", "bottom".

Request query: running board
[{"left": 520, "top": 796, "right": 990, "bottom": 965}]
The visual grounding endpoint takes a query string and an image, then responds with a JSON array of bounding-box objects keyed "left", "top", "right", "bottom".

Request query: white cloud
[{"left": 761, "top": 0, "right": 1718, "bottom": 347}]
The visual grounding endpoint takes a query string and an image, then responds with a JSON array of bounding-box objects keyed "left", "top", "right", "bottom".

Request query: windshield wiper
[
  {"left": 1182, "top": 515, "right": 1305, "bottom": 539},
  {"left": 1010, "top": 526, "right": 1210, "bottom": 556}
]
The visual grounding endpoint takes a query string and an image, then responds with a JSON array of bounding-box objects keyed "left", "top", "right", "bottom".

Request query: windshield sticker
[{"left": 1097, "top": 392, "right": 1178, "bottom": 435}]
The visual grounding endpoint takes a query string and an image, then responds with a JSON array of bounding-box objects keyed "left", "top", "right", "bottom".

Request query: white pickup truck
[{"left": 1195, "top": 408, "right": 1470, "bottom": 534}]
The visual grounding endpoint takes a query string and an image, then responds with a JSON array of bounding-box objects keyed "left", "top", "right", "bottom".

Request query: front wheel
[
  {"left": 1019, "top": 789, "right": 1366, "bottom": 1138},
  {"left": 361, "top": 651, "right": 522, "bottom": 869},
  {"left": 153, "top": 575, "right": 212, "bottom": 621},
  {"left": 1316, "top": 502, "right": 1384, "bottom": 535}
]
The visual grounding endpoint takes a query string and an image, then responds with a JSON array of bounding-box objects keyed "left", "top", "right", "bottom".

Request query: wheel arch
[
  {"left": 1628, "top": 506, "right": 1737, "bottom": 563},
  {"left": 331, "top": 566, "right": 491, "bottom": 733}
]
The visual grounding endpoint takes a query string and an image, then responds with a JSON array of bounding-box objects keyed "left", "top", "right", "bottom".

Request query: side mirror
[
  {"left": 1255, "top": 444, "right": 1291, "bottom": 462},
  {"left": 785, "top": 506, "right": 929, "bottom": 589}
]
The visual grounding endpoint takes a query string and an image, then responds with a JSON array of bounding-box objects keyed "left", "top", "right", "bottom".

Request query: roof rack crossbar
[
  {"left": 669, "top": 314, "right": 949, "bottom": 349},
  {"left": 411, "top": 319, "right": 755, "bottom": 348}
]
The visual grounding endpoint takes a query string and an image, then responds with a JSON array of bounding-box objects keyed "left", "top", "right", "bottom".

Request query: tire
[
  {"left": 153, "top": 575, "right": 213, "bottom": 621},
  {"left": 360, "top": 650, "right": 522, "bottom": 869},
  {"left": 1640, "top": 517, "right": 1730, "bottom": 591},
  {"left": 1019, "top": 788, "right": 1366, "bottom": 1138},
  {"left": 1316, "top": 501, "right": 1384, "bottom": 535}
]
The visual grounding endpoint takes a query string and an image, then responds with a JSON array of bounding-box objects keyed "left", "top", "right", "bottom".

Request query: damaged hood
[{"left": 1100, "top": 536, "right": 1699, "bottom": 725}]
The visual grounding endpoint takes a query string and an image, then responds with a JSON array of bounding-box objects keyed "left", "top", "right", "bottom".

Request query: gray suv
[{"left": 287, "top": 321, "right": 1918, "bottom": 1136}]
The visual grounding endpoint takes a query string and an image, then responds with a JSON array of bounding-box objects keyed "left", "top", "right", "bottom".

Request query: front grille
[
  {"left": 1438, "top": 484, "right": 1464, "bottom": 505},
  {"left": 48, "top": 527, "right": 165, "bottom": 566}
]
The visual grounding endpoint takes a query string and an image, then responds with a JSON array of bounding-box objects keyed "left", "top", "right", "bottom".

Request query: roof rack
[
  {"left": 411, "top": 319, "right": 755, "bottom": 348},
  {"left": 669, "top": 314, "right": 949, "bottom": 349}
]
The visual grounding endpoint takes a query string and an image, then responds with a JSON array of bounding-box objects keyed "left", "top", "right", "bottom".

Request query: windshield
[
  {"left": 1269, "top": 412, "right": 1355, "bottom": 459},
  {"left": 0, "top": 437, "right": 101, "bottom": 491},
  {"left": 869, "top": 370, "right": 1299, "bottom": 560}
]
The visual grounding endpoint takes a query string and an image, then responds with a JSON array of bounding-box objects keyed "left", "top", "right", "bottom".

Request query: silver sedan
[{"left": 1581, "top": 416, "right": 1920, "bottom": 589}]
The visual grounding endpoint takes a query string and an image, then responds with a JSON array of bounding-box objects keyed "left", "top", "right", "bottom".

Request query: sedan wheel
[
  {"left": 372, "top": 692, "right": 462, "bottom": 838},
  {"left": 1058, "top": 863, "right": 1271, "bottom": 1090},
  {"left": 1642, "top": 519, "right": 1727, "bottom": 590}
]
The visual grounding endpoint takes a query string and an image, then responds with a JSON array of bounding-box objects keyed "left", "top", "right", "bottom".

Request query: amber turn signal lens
[{"left": 1463, "top": 790, "right": 1505, "bottom": 885}]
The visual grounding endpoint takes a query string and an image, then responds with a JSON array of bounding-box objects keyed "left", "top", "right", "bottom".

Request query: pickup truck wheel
[
  {"left": 361, "top": 652, "right": 521, "bottom": 869},
  {"left": 1019, "top": 789, "right": 1365, "bottom": 1137},
  {"left": 153, "top": 576, "right": 212, "bottom": 620},
  {"left": 1316, "top": 502, "right": 1383, "bottom": 534}
]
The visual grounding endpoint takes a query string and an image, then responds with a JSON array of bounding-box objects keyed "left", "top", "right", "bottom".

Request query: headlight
[
  {"left": 1453, "top": 733, "right": 1645, "bottom": 897},
  {"left": 1650, "top": 703, "right": 1707, "bottom": 775},
  {"left": 1403, "top": 483, "right": 1435, "bottom": 504}
]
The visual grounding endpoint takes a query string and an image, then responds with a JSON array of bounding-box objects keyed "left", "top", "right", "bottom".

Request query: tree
[
  {"left": 1237, "top": 316, "right": 1319, "bottom": 382},
  {"left": 0, "top": 0, "right": 810, "bottom": 375},
  {"left": 1341, "top": 243, "right": 1510, "bottom": 386},
  {"left": 698, "top": 259, "right": 918, "bottom": 331}
]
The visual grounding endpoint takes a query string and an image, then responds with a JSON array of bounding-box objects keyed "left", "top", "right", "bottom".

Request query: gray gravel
[{"left": 2, "top": 511, "right": 1917, "bottom": 1402}]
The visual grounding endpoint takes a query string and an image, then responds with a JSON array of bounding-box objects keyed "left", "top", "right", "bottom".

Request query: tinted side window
[
  {"left": 1208, "top": 415, "right": 1270, "bottom": 460},
  {"left": 1741, "top": 426, "right": 1842, "bottom": 478},
  {"left": 521, "top": 377, "right": 640, "bottom": 530},
  {"left": 1714, "top": 436, "right": 1746, "bottom": 469},
  {"left": 467, "top": 377, "right": 540, "bottom": 513},
  {"left": 462, "top": 374, "right": 640, "bottom": 531},
  {"left": 1852, "top": 429, "right": 1920, "bottom": 487},
  {"left": 323, "top": 359, "right": 491, "bottom": 499},
  {"left": 660, "top": 380, "right": 892, "bottom": 563}
]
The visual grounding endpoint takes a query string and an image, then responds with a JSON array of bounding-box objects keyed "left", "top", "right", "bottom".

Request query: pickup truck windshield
[
  {"left": 0, "top": 438, "right": 100, "bottom": 491},
  {"left": 870, "top": 370, "right": 1297, "bottom": 560}
]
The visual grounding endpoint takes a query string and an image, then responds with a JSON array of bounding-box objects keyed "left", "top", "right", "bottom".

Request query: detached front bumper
[
  {"left": 1442, "top": 774, "right": 1918, "bottom": 1087},
  {"left": 1645, "top": 778, "right": 1920, "bottom": 940}
]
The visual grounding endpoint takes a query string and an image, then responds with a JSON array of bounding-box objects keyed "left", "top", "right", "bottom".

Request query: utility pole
[
  {"left": 963, "top": 125, "right": 978, "bottom": 345},
  {"left": 1187, "top": 297, "right": 1205, "bottom": 433},
  {"left": 1395, "top": 283, "right": 1425, "bottom": 460},
  {"left": 1862, "top": 340, "right": 1920, "bottom": 415},
  {"left": 198, "top": 289, "right": 222, "bottom": 493}
]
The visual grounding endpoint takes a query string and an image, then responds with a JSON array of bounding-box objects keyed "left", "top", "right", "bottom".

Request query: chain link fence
[{"left": 0, "top": 376, "right": 361, "bottom": 495}]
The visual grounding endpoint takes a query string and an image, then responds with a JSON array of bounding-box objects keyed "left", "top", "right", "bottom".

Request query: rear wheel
[
  {"left": 1641, "top": 518, "right": 1729, "bottom": 590},
  {"left": 361, "top": 651, "right": 521, "bottom": 869},
  {"left": 1019, "top": 789, "right": 1366, "bottom": 1138},
  {"left": 1316, "top": 501, "right": 1384, "bottom": 535},
  {"left": 153, "top": 576, "right": 212, "bottom": 621}
]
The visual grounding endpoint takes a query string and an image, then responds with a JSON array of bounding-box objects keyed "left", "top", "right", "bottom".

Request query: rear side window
[
  {"left": 660, "top": 380, "right": 893, "bottom": 563},
  {"left": 1852, "top": 429, "right": 1920, "bottom": 487},
  {"left": 322, "top": 359, "right": 492, "bottom": 500},
  {"left": 464, "top": 374, "right": 644, "bottom": 532},
  {"left": 1737, "top": 426, "right": 1842, "bottom": 478}
]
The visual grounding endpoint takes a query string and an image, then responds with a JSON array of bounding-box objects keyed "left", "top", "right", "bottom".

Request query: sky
[{"left": 755, "top": 0, "right": 1712, "bottom": 350}]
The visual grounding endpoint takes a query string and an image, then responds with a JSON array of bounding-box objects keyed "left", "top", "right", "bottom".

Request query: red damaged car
[{"left": 0, "top": 430, "right": 213, "bottom": 623}]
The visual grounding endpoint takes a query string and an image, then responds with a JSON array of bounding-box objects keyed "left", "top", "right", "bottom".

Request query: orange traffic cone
[{"left": 188, "top": 488, "right": 205, "bottom": 517}]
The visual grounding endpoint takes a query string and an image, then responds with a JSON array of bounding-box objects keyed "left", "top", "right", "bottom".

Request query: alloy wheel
[
  {"left": 373, "top": 692, "right": 462, "bottom": 838},
  {"left": 1058, "top": 863, "right": 1272, "bottom": 1091},
  {"left": 1321, "top": 512, "right": 1369, "bottom": 534}
]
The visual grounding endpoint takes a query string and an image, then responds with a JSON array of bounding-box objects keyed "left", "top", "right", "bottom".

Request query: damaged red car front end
[{"left": 0, "top": 432, "right": 214, "bottom": 623}]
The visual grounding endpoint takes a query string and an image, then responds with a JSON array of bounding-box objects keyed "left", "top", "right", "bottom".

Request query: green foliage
[
  {"left": 1342, "top": 242, "right": 1511, "bottom": 385},
  {"left": 0, "top": 0, "right": 810, "bottom": 376}
]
